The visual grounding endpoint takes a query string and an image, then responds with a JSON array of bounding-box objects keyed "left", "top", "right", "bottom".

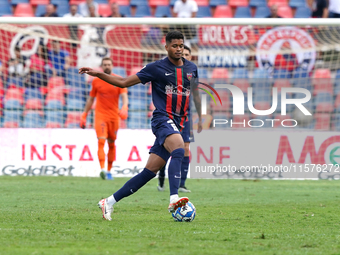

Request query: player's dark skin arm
[
  {"left": 79, "top": 67, "right": 141, "bottom": 88},
  {"left": 192, "top": 88, "right": 203, "bottom": 133}
]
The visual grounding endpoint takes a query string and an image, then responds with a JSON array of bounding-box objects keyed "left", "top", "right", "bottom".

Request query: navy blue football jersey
[{"left": 136, "top": 57, "right": 198, "bottom": 128}]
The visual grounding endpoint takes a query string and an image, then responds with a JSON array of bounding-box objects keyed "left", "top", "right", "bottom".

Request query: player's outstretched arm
[
  {"left": 79, "top": 67, "right": 141, "bottom": 88},
  {"left": 192, "top": 88, "right": 202, "bottom": 133}
]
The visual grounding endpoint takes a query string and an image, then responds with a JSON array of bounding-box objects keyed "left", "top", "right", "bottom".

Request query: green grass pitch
[{"left": 1, "top": 176, "right": 340, "bottom": 255}]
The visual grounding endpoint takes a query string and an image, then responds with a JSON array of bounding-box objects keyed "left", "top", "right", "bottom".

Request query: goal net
[{"left": 0, "top": 18, "right": 339, "bottom": 132}]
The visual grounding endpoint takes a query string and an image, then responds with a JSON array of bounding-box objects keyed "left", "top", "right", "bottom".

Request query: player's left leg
[
  {"left": 95, "top": 118, "right": 108, "bottom": 180},
  {"left": 99, "top": 153, "right": 166, "bottom": 221}
]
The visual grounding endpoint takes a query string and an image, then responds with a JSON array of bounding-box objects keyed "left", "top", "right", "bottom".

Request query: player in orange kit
[{"left": 80, "top": 57, "right": 128, "bottom": 180}]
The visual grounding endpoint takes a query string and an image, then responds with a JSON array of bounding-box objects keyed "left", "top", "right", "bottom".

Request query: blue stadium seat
[
  {"left": 67, "top": 99, "right": 84, "bottom": 110},
  {"left": 314, "top": 92, "right": 333, "bottom": 111},
  {"left": 198, "top": 68, "right": 209, "bottom": 79},
  {"left": 293, "top": 67, "right": 309, "bottom": 78},
  {"left": 289, "top": 0, "right": 306, "bottom": 8},
  {"left": 210, "top": 0, "right": 227, "bottom": 7},
  {"left": 68, "top": 88, "right": 84, "bottom": 102},
  {"left": 334, "top": 113, "right": 340, "bottom": 131},
  {"left": 253, "top": 88, "right": 272, "bottom": 103},
  {"left": 119, "top": 5, "right": 131, "bottom": 17},
  {"left": 295, "top": 6, "right": 311, "bottom": 18},
  {"left": 4, "top": 99, "right": 21, "bottom": 109},
  {"left": 93, "top": 0, "right": 108, "bottom": 3},
  {"left": 234, "top": 6, "right": 251, "bottom": 18},
  {"left": 66, "top": 68, "right": 87, "bottom": 90},
  {"left": 25, "top": 88, "right": 43, "bottom": 100},
  {"left": 196, "top": 6, "right": 212, "bottom": 17},
  {"left": 127, "top": 111, "right": 148, "bottom": 129},
  {"left": 3, "top": 110, "right": 21, "bottom": 127},
  {"left": 294, "top": 92, "right": 313, "bottom": 110},
  {"left": 35, "top": 5, "right": 46, "bottom": 18},
  {"left": 170, "top": 0, "right": 177, "bottom": 6},
  {"left": 46, "top": 111, "right": 64, "bottom": 125},
  {"left": 155, "top": 5, "right": 171, "bottom": 17},
  {"left": 232, "top": 69, "right": 249, "bottom": 80},
  {"left": 273, "top": 69, "right": 292, "bottom": 79},
  {"left": 46, "top": 100, "right": 63, "bottom": 110},
  {"left": 249, "top": 0, "right": 266, "bottom": 7},
  {"left": 129, "top": 99, "right": 147, "bottom": 110},
  {"left": 252, "top": 69, "right": 268, "bottom": 79},
  {"left": 11, "top": 0, "right": 29, "bottom": 5},
  {"left": 134, "top": 5, "right": 151, "bottom": 17},
  {"left": 112, "top": 67, "right": 127, "bottom": 77},
  {"left": 23, "top": 111, "right": 45, "bottom": 128},
  {"left": 292, "top": 78, "right": 312, "bottom": 93},
  {"left": 7, "top": 76, "right": 24, "bottom": 88},
  {"left": 0, "top": 1, "right": 13, "bottom": 16},
  {"left": 51, "top": 0, "right": 68, "bottom": 5},
  {"left": 334, "top": 69, "right": 340, "bottom": 94},
  {"left": 56, "top": 4, "right": 69, "bottom": 16},
  {"left": 128, "top": 84, "right": 148, "bottom": 98},
  {"left": 130, "top": 0, "right": 148, "bottom": 7},
  {"left": 254, "top": 6, "right": 270, "bottom": 18}
]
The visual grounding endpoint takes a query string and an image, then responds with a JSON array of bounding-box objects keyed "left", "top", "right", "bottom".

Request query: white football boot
[{"left": 98, "top": 198, "right": 113, "bottom": 221}]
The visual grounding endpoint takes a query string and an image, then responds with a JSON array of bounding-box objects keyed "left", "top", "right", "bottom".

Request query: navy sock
[
  {"left": 113, "top": 168, "right": 156, "bottom": 202},
  {"left": 180, "top": 156, "right": 189, "bottom": 187},
  {"left": 168, "top": 148, "right": 185, "bottom": 196},
  {"left": 158, "top": 165, "right": 166, "bottom": 187}
]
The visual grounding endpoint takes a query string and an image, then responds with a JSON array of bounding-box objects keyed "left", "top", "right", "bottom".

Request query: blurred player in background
[
  {"left": 158, "top": 44, "right": 193, "bottom": 193},
  {"left": 79, "top": 31, "right": 202, "bottom": 221},
  {"left": 80, "top": 57, "right": 128, "bottom": 180}
]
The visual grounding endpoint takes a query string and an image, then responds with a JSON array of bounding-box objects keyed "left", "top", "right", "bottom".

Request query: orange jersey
[{"left": 90, "top": 75, "right": 127, "bottom": 120}]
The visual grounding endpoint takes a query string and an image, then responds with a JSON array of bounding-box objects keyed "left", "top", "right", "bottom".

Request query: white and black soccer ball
[{"left": 172, "top": 202, "right": 196, "bottom": 222}]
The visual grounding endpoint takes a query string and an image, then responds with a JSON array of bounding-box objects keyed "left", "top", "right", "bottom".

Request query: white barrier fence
[{"left": 1, "top": 129, "right": 340, "bottom": 179}]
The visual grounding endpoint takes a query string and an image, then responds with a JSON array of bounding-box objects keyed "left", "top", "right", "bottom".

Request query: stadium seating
[
  {"left": 130, "top": 0, "right": 148, "bottom": 7},
  {"left": 314, "top": 113, "right": 331, "bottom": 130},
  {"left": 11, "top": 0, "right": 29, "bottom": 5},
  {"left": 46, "top": 111, "right": 64, "bottom": 128},
  {"left": 119, "top": 5, "right": 131, "bottom": 16},
  {"left": 314, "top": 92, "right": 333, "bottom": 113},
  {"left": 196, "top": 0, "right": 210, "bottom": 6},
  {"left": 278, "top": 6, "right": 293, "bottom": 18},
  {"left": 25, "top": 98, "right": 43, "bottom": 110},
  {"left": 56, "top": 4, "right": 69, "bottom": 16},
  {"left": 66, "top": 68, "right": 87, "bottom": 90},
  {"left": 134, "top": 5, "right": 151, "bottom": 17},
  {"left": 234, "top": 6, "right": 251, "bottom": 18},
  {"left": 23, "top": 111, "right": 45, "bottom": 128},
  {"left": 213, "top": 5, "right": 233, "bottom": 17},
  {"left": 232, "top": 69, "right": 249, "bottom": 80},
  {"left": 47, "top": 76, "right": 65, "bottom": 92},
  {"left": 273, "top": 79, "right": 291, "bottom": 92},
  {"left": 228, "top": 0, "right": 249, "bottom": 7},
  {"left": 249, "top": 0, "right": 267, "bottom": 7},
  {"left": 254, "top": 6, "right": 270, "bottom": 17},
  {"left": 212, "top": 68, "right": 229, "bottom": 80},
  {"left": 65, "top": 111, "right": 82, "bottom": 128},
  {"left": 289, "top": 0, "right": 306, "bottom": 8},
  {"left": 294, "top": 6, "right": 311, "bottom": 18},
  {"left": 210, "top": 90, "right": 230, "bottom": 112},
  {"left": 35, "top": 4, "right": 46, "bottom": 16},
  {"left": 268, "top": 0, "right": 288, "bottom": 6},
  {"left": 98, "top": 4, "right": 112, "bottom": 17},
  {"left": 210, "top": 0, "right": 227, "bottom": 7},
  {"left": 197, "top": 6, "right": 212, "bottom": 17},
  {"left": 334, "top": 113, "right": 340, "bottom": 131},
  {"left": 3, "top": 110, "right": 21, "bottom": 128},
  {"left": 30, "top": 0, "right": 49, "bottom": 5},
  {"left": 46, "top": 87, "right": 65, "bottom": 107},
  {"left": 149, "top": 0, "right": 169, "bottom": 7},
  {"left": 5, "top": 87, "right": 24, "bottom": 105},
  {"left": 233, "top": 79, "right": 249, "bottom": 93},
  {"left": 0, "top": 1, "right": 13, "bottom": 16},
  {"left": 14, "top": 3, "right": 34, "bottom": 17},
  {"left": 155, "top": 5, "right": 171, "bottom": 17}
]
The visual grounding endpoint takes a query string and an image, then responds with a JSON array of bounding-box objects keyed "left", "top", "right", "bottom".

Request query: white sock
[
  {"left": 101, "top": 168, "right": 106, "bottom": 172},
  {"left": 107, "top": 195, "right": 116, "bottom": 206},
  {"left": 170, "top": 194, "right": 179, "bottom": 203}
]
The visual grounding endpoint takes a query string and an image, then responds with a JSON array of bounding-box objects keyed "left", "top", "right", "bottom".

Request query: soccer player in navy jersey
[
  {"left": 158, "top": 44, "right": 193, "bottom": 193},
  {"left": 79, "top": 31, "right": 202, "bottom": 221}
]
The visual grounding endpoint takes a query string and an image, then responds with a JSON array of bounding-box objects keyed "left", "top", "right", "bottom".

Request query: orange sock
[
  {"left": 107, "top": 142, "right": 116, "bottom": 172},
  {"left": 98, "top": 139, "right": 105, "bottom": 169}
]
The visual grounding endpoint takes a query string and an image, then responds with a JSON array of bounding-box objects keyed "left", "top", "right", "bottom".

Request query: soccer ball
[{"left": 172, "top": 202, "right": 196, "bottom": 222}]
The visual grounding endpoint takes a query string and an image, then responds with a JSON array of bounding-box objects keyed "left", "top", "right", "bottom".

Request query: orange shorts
[{"left": 94, "top": 118, "right": 119, "bottom": 141}]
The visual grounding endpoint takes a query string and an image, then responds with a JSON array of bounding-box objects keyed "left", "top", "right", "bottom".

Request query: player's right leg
[
  {"left": 98, "top": 153, "right": 165, "bottom": 220},
  {"left": 163, "top": 133, "right": 189, "bottom": 213},
  {"left": 95, "top": 118, "right": 108, "bottom": 180}
]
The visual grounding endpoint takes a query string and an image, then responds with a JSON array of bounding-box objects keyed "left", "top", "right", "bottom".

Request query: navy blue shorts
[{"left": 149, "top": 116, "right": 181, "bottom": 162}]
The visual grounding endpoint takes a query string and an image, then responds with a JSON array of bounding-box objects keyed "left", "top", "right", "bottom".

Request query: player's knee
[{"left": 171, "top": 148, "right": 185, "bottom": 160}]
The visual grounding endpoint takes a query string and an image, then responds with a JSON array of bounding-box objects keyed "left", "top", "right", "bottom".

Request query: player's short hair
[
  {"left": 101, "top": 57, "right": 113, "bottom": 65},
  {"left": 166, "top": 31, "right": 184, "bottom": 44},
  {"left": 183, "top": 45, "right": 191, "bottom": 54}
]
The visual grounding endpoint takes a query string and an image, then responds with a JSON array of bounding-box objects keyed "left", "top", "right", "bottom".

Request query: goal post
[{"left": 0, "top": 17, "right": 340, "bottom": 130}]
